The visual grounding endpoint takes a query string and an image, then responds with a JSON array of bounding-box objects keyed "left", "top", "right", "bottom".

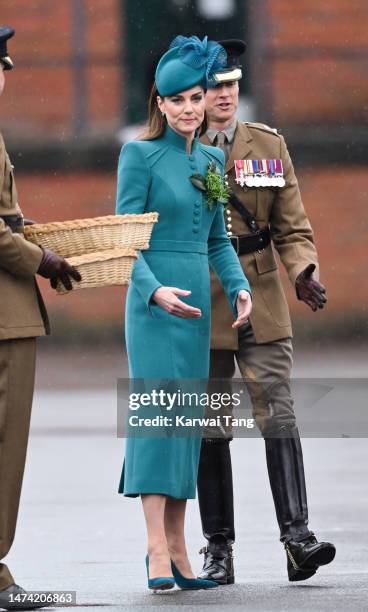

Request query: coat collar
[
  {"left": 201, "top": 120, "right": 253, "bottom": 173},
  {"left": 163, "top": 124, "right": 199, "bottom": 154}
]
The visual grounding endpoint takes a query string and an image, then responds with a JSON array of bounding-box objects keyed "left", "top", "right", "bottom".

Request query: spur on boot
[
  {"left": 145, "top": 555, "right": 175, "bottom": 591},
  {"left": 171, "top": 560, "right": 218, "bottom": 590},
  {"left": 285, "top": 534, "right": 336, "bottom": 582}
]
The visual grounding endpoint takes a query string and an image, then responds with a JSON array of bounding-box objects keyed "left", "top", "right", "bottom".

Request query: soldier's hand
[
  {"left": 37, "top": 247, "right": 82, "bottom": 291},
  {"left": 232, "top": 290, "right": 252, "bottom": 328},
  {"left": 295, "top": 264, "right": 327, "bottom": 312}
]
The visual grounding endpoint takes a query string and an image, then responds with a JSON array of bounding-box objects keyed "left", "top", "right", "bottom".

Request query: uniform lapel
[
  {"left": 200, "top": 132, "right": 211, "bottom": 146},
  {"left": 225, "top": 121, "right": 253, "bottom": 173},
  {"left": 200, "top": 122, "right": 253, "bottom": 172}
]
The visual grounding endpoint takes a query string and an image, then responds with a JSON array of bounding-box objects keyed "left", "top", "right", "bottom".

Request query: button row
[
  {"left": 226, "top": 205, "right": 233, "bottom": 237},
  {"left": 193, "top": 199, "right": 201, "bottom": 233}
]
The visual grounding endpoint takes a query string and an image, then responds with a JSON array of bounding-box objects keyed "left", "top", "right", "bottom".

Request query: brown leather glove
[
  {"left": 37, "top": 247, "right": 82, "bottom": 291},
  {"left": 295, "top": 264, "right": 327, "bottom": 312}
]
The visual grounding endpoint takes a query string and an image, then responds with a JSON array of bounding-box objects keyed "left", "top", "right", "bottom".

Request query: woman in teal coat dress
[{"left": 116, "top": 36, "right": 252, "bottom": 590}]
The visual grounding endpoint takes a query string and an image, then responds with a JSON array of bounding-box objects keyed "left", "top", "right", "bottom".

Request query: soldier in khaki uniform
[
  {"left": 0, "top": 26, "right": 80, "bottom": 610},
  {"left": 197, "top": 40, "right": 335, "bottom": 584}
]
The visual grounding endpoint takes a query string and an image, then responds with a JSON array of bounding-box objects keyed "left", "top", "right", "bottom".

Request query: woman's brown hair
[
  {"left": 138, "top": 83, "right": 166, "bottom": 141},
  {"left": 138, "top": 82, "right": 208, "bottom": 141}
]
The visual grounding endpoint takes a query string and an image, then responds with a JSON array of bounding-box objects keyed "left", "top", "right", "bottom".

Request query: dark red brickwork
[
  {"left": 1, "top": 1, "right": 366, "bottom": 131},
  {"left": 265, "top": 1, "right": 368, "bottom": 124},
  {"left": 0, "top": 0, "right": 122, "bottom": 138}
]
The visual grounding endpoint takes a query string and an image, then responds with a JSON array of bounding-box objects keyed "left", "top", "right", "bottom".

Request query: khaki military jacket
[
  {"left": 201, "top": 121, "right": 319, "bottom": 348},
  {"left": 0, "top": 132, "right": 48, "bottom": 340}
]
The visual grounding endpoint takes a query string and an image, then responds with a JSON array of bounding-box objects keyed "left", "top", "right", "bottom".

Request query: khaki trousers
[
  {"left": 206, "top": 322, "right": 295, "bottom": 438},
  {"left": 0, "top": 338, "right": 36, "bottom": 590}
]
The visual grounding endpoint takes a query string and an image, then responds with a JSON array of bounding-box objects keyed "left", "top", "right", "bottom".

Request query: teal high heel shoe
[
  {"left": 145, "top": 555, "right": 175, "bottom": 591},
  {"left": 171, "top": 560, "right": 218, "bottom": 590}
]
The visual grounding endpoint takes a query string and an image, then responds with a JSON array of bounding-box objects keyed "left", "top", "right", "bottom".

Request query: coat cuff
[
  {"left": 133, "top": 276, "right": 162, "bottom": 313},
  {"left": 231, "top": 287, "right": 252, "bottom": 319},
  {"left": 146, "top": 283, "right": 163, "bottom": 314}
]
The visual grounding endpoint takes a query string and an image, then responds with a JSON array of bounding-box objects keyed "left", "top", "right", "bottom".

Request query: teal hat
[{"left": 155, "top": 35, "right": 227, "bottom": 97}]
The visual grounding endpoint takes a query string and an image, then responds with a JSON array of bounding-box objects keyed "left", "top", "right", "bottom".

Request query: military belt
[
  {"left": 230, "top": 227, "right": 271, "bottom": 256},
  {"left": 1, "top": 214, "right": 24, "bottom": 233}
]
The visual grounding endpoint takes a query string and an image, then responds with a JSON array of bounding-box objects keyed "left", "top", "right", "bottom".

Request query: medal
[
  {"left": 235, "top": 172, "right": 246, "bottom": 188},
  {"left": 235, "top": 160, "right": 246, "bottom": 187},
  {"left": 252, "top": 160, "right": 262, "bottom": 188},
  {"left": 274, "top": 159, "right": 285, "bottom": 187},
  {"left": 235, "top": 158, "right": 285, "bottom": 189}
]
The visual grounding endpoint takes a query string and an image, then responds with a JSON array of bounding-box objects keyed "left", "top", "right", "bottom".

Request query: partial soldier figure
[
  {"left": 197, "top": 39, "right": 335, "bottom": 584},
  {"left": 0, "top": 26, "right": 80, "bottom": 610}
]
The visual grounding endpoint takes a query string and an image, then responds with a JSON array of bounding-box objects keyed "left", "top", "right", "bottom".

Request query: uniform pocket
[{"left": 254, "top": 245, "right": 278, "bottom": 274}]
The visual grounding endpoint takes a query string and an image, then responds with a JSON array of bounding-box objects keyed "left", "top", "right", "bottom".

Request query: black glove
[
  {"left": 37, "top": 247, "right": 81, "bottom": 291},
  {"left": 295, "top": 264, "right": 327, "bottom": 312}
]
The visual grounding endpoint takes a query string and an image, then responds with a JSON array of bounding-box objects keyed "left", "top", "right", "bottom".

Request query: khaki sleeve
[
  {"left": 269, "top": 134, "right": 320, "bottom": 285},
  {"left": 0, "top": 218, "right": 43, "bottom": 278}
]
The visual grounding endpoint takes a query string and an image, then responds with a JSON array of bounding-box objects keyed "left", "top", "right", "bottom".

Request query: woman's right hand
[{"left": 152, "top": 287, "right": 202, "bottom": 319}]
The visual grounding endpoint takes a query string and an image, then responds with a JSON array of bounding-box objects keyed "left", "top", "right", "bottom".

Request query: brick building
[{"left": 1, "top": 0, "right": 366, "bottom": 344}]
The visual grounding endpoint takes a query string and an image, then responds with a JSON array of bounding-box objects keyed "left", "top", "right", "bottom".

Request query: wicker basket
[
  {"left": 25, "top": 213, "right": 158, "bottom": 258},
  {"left": 56, "top": 248, "right": 138, "bottom": 294}
]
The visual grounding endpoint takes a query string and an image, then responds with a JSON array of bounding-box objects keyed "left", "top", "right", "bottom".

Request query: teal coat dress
[{"left": 116, "top": 125, "right": 251, "bottom": 499}]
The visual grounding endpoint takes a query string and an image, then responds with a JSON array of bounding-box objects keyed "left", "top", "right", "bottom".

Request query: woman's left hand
[{"left": 232, "top": 290, "right": 252, "bottom": 329}]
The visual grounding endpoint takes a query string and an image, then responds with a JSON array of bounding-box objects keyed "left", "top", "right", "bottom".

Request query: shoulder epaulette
[{"left": 244, "top": 121, "right": 279, "bottom": 136}]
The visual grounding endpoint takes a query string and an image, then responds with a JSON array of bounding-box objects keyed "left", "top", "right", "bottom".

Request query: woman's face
[{"left": 157, "top": 86, "right": 205, "bottom": 137}]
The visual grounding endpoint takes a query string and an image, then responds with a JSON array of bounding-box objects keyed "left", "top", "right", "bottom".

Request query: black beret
[
  {"left": 208, "top": 39, "right": 246, "bottom": 86},
  {"left": 218, "top": 39, "right": 247, "bottom": 68}
]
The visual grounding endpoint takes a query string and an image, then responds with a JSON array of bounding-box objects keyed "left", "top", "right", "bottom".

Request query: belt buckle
[{"left": 231, "top": 235, "right": 240, "bottom": 255}]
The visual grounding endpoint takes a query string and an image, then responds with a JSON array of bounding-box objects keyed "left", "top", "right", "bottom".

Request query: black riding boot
[
  {"left": 197, "top": 439, "right": 235, "bottom": 585},
  {"left": 265, "top": 426, "right": 335, "bottom": 581}
]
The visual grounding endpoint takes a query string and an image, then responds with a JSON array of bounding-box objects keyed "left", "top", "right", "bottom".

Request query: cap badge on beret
[{"left": 208, "top": 38, "right": 246, "bottom": 86}]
